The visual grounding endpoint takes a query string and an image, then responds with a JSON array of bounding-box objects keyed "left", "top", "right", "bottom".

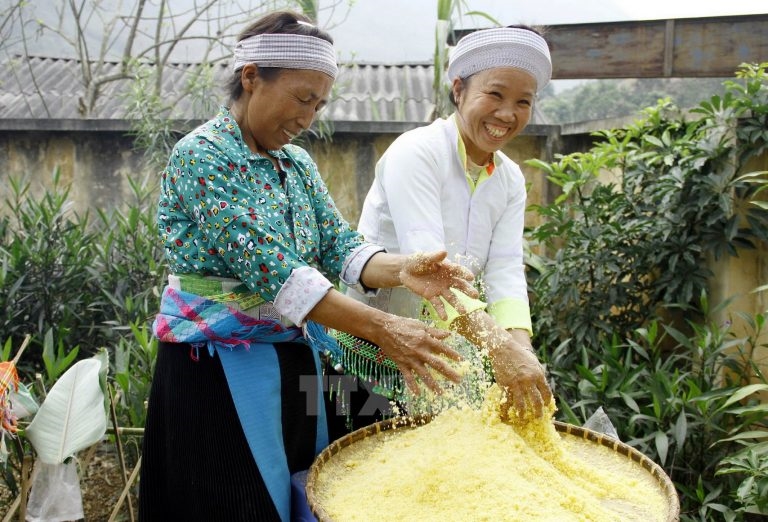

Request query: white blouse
[{"left": 349, "top": 115, "right": 531, "bottom": 332}]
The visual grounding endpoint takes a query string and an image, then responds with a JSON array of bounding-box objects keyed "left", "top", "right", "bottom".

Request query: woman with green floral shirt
[{"left": 138, "top": 11, "right": 477, "bottom": 522}]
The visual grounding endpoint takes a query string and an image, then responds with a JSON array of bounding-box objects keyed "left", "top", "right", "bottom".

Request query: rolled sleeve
[
  {"left": 340, "top": 243, "right": 385, "bottom": 296},
  {"left": 487, "top": 297, "right": 532, "bottom": 334},
  {"left": 274, "top": 266, "right": 334, "bottom": 326}
]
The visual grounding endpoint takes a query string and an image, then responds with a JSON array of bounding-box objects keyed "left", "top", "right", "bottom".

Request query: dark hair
[
  {"left": 227, "top": 11, "right": 334, "bottom": 102},
  {"left": 448, "top": 24, "right": 546, "bottom": 107}
]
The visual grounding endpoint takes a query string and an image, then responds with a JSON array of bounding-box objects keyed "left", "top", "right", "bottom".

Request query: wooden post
[{"left": 19, "top": 454, "right": 33, "bottom": 521}]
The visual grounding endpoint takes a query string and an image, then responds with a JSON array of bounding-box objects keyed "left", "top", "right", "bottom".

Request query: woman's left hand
[
  {"left": 399, "top": 251, "right": 478, "bottom": 320},
  {"left": 491, "top": 347, "right": 552, "bottom": 421}
]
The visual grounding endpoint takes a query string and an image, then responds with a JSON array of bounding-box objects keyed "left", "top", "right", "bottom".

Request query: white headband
[
  {"left": 447, "top": 27, "right": 552, "bottom": 92},
  {"left": 233, "top": 33, "right": 338, "bottom": 79}
]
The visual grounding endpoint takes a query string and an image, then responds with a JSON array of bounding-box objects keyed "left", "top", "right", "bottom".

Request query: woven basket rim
[{"left": 306, "top": 415, "right": 680, "bottom": 522}]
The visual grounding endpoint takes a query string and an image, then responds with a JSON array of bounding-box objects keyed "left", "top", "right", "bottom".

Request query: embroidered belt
[{"left": 167, "top": 274, "right": 293, "bottom": 326}]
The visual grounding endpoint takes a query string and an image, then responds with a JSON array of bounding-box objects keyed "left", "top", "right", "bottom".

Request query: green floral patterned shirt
[{"left": 158, "top": 107, "right": 366, "bottom": 305}]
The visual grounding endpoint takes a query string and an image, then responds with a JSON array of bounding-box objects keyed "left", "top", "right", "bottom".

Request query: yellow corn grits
[{"left": 314, "top": 386, "right": 669, "bottom": 521}]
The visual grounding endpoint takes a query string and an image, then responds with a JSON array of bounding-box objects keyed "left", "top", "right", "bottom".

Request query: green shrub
[
  {"left": 545, "top": 297, "right": 767, "bottom": 519},
  {"left": 0, "top": 169, "right": 164, "bottom": 405},
  {"left": 529, "top": 63, "right": 768, "bottom": 354},
  {"left": 528, "top": 63, "right": 768, "bottom": 520},
  {"left": 0, "top": 172, "right": 101, "bottom": 374},
  {"left": 0, "top": 168, "right": 164, "bottom": 510}
]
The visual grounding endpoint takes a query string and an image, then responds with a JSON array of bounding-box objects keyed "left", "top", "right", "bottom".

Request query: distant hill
[{"left": 538, "top": 77, "right": 729, "bottom": 124}]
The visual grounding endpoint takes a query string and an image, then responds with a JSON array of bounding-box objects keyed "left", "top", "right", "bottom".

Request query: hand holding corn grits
[
  {"left": 451, "top": 310, "right": 552, "bottom": 419},
  {"left": 368, "top": 316, "right": 463, "bottom": 395},
  {"left": 398, "top": 251, "right": 479, "bottom": 320},
  {"left": 356, "top": 250, "right": 480, "bottom": 395},
  {"left": 492, "top": 345, "right": 552, "bottom": 421}
]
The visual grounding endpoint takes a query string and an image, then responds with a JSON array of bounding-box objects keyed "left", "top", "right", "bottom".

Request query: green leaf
[
  {"left": 721, "top": 384, "right": 768, "bottom": 410},
  {"left": 717, "top": 431, "right": 768, "bottom": 443},
  {"left": 620, "top": 392, "right": 640, "bottom": 413},
  {"left": 24, "top": 357, "right": 108, "bottom": 464},
  {"left": 655, "top": 430, "right": 669, "bottom": 465},
  {"left": 644, "top": 135, "right": 664, "bottom": 148},
  {"left": 463, "top": 11, "right": 501, "bottom": 25},
  {"left": 727, "top": 403, "right": 768, "bottom": 416},
  {"left": 10, "top": 382, "right": 39, "bottom": 419},
  {"left": 674, "top": 410, "right": 688, "bottom": 446}
]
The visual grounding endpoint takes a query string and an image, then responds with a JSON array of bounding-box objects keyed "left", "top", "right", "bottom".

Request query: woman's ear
[
  {"left": 240, "top": 63, "right": 259, "bottom": 92},
  {"left": 451, "top": 78, "right": 463, "bottom": 105}
]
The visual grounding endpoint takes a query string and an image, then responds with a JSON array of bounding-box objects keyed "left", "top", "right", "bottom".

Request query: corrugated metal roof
[{"left": 0, "top": 55, "right": 437, "bottom": 123}]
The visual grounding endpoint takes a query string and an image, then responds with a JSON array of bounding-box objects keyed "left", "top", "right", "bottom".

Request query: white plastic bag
[
  {"left": 583, "top": 406, "right": 620, "bottom": 440},
  {"left": 25, "top": 459, "right": 84, "bottom": 522}
]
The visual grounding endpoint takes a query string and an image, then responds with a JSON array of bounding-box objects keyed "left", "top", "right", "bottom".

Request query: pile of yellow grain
[{"left": 313, "top": 386, "right": 669, "bottom": 521}]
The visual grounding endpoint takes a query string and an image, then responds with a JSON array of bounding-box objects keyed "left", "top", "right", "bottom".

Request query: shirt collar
[
  {"left": 451, "top": 113, "right": 497, "bottom": 176},
  {"left": 451, "top": 114, "right": 497, "bottom": 192},
  {"left": 219, "top": 105, "right": 289, "bottom": 162}
]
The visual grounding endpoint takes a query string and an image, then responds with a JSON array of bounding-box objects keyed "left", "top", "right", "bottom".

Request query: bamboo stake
[
  {"left": 1, "top": 496, "right": 20, "bottom": 522},
  {"left": 108, "top": 384, "right": 135, "bottom": 521},
  {"left": 108, "top": 457, "right": 141, "bottom": 522},
  {"left": 0, "top": 336, "right": 32, "bottom": 522},
  {"left": 106, "top": 426, "right": 145, "bottom": 436},
  {"left": 11, "top": 335, "right": 30, "bottom": 366},
  {"left": 18, "top": 454, "right": 32, "bottom": 522}
]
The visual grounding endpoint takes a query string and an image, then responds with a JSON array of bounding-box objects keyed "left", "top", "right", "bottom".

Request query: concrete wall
[
  {"left": 1, "top": 120, "right": 765, "bottom": 384},
  {"left": 0, "top": 120, "right": 559, "bottom": 227},
  {"left": 0, "top": 126, "right": 146, "bottom": 214}
]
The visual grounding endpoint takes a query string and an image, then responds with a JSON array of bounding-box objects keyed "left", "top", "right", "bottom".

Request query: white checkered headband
[
  {"left": 232, "top": 33, "right": 338, "bottom": 79},
  {"left": 447, "top": 27, "right": 552, "bottom": 92}
]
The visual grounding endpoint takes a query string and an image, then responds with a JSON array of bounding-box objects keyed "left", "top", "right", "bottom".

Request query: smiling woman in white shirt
[{"left": 343, "top": 25, "right": 553, "bottom": 431}]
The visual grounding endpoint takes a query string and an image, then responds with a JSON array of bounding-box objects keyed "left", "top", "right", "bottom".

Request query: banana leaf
[{"left": 25, "top": 355, "right": 108, "bottom": 464}]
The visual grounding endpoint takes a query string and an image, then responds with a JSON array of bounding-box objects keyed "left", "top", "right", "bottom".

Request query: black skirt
[{"left": 139, "top": 341, "right": 320, "bottom": 522}]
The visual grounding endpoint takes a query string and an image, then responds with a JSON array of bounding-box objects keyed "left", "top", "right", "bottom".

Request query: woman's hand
[
  {"left": 305, "top": 290, "right": 463, "bottom": 396},
  {"left": 399, "top": 251, "right": 478, "bottom": 320},
  {"left": 450, "top": 312, "right": 552, "bottom": 421},
  {"left": 490, "top": 346, "right": 552, "bottom": 421},
  {"left": 370, "top": 314, "right": 463, "bottom": 395}
]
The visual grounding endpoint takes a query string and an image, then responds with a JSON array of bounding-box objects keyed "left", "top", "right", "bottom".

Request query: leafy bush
[
  {"left": 528, "top": 63, "right": 768, "bottom": 520},
  {"left": 546, "top": 297, "right": 767, "bottom": 519},
  {"left": 0, "top": 169, "right": 164, "bottom": 411},
  {"left": 529, "top": 62, "right": 768, "bottom": 355},
  {"left": 0, "top": 168, "right": 164, "bottom": 510},
  {"left": 0, "top": 172, "right": 100, "bottom": 373}
]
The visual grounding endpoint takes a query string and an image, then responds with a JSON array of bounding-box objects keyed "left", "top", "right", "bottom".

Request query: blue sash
[{"left": 218, "top": 344, "right": 327, "bottom": 522}]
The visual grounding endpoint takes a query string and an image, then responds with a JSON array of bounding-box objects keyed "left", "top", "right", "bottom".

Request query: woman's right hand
[
  {"left": 306, "top": 290, "right": 463, "bottom": 395},
  {"left": 357, "top": 250, "right": 477, "bottom": 321},
  {"left": 369, "top": 314, "right": 463, "bottom": 395}
]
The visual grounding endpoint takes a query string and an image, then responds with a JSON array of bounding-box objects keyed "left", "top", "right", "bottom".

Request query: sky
[{"left": 320, "top": 0, "right": 768, "bottom": 64}]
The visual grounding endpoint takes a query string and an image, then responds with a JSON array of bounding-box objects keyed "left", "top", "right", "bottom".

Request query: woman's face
[
  {"left": 452, "top": 67, "right": 536, "bottom": 165},
  {"left": 238, "top": 66, "right": 332, "bottom": 153}
]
